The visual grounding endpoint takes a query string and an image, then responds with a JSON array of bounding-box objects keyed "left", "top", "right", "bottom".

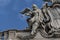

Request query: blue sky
[{"left": 0, "top": 0, "right": 44, "bottom": 32}]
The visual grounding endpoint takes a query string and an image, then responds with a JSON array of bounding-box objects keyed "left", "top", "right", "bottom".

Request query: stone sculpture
[{"left": 20, "top": 0, "right": 60, "bottom": 39}]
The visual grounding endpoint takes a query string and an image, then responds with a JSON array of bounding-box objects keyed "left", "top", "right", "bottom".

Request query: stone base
[
  {"left": 31, "top": 38, "right": 60, "bottom": 40},
  {"left": 30, "top": 32, "right": 60, "bottom": 40}
]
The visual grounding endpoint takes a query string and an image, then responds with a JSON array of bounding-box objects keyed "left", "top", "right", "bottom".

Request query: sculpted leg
[
  {"left": 31, "top": 22, "right": 39, "bottom": 35},
  {"left": 26, "top": 17, "right": 35, "bottom": 30}
]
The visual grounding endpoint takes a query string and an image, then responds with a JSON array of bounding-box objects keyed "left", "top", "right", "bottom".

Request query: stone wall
[
  {"left": 0, "top": 30, "right": 60, "bottom": 40},
  {"left": 0, "top": 30, "right": 31, "bottom": 40}
]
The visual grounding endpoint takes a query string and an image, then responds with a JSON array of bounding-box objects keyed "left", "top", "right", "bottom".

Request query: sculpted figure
[
  {"left": 20, "top": 3, "right": 53, "bottom": 38},
  {"left": 30, "top": 4, "right": 44, "bottom": 35},
  {"left": 21, "top": 4, "right": 44, "bottom": 35}
]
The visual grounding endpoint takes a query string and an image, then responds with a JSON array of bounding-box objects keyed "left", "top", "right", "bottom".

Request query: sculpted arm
[{"left": 20, "top": 8, "right": 32, "bottom": 16}]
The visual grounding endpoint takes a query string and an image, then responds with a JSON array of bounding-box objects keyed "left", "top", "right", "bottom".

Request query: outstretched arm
[
  {"left": 20, "top": 8, "right": 31, "bottom": 13},
  {"left": 20, "top": 8, "right": 32, "bottom": 16}
]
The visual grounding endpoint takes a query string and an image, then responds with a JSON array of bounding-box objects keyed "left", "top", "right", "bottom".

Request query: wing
[{"left": 20, "top": 8, "right": 31, "bottom": 14}]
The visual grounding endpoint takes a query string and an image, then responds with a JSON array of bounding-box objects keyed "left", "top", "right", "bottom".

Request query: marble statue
[
  {"left": 21, "top": 4, "right": 44, "bottom": 35},
  {"left": 20, "top": 0, "right": 60, "bottom": 39}
]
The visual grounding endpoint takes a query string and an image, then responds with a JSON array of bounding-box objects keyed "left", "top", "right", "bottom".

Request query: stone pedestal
[{"left": 30, "top": 32, "right": 60, "bottom": 40}]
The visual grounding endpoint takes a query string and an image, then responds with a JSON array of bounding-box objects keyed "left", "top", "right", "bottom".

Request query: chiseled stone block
[{"left": 8, "top": 30, "right": 16, "bottom": 40}]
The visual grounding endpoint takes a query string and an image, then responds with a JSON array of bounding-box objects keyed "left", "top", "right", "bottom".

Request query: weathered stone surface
[
  {"left": 30, "top": 32, "right": 60, "bottom": 40},
  {"left": 0, "top": 30, "right": 60, "bottom": 40}
]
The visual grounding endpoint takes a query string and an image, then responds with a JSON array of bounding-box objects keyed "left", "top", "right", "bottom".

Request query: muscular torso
[{"left": 32, "top": 9, "right": 44, "bottom": 23}]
